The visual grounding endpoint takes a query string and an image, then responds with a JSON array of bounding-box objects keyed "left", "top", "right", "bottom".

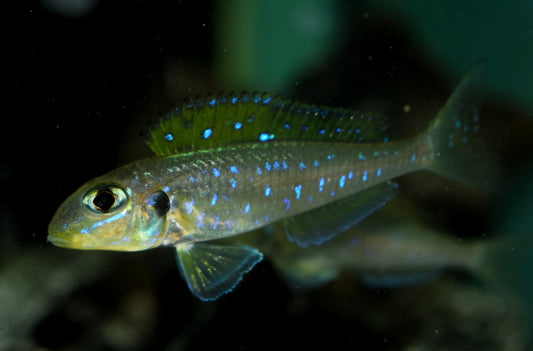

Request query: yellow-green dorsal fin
[{"left": 143, "top": 91, "right": 390, "bottom": 156}]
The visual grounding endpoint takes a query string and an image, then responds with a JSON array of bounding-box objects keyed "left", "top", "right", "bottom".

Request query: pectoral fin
[
  {"left": 284, "top": 181, "right": 398, "bottom": 247},
  {"left": 175, "top": 242, "right": 263, "bottom": 301}
]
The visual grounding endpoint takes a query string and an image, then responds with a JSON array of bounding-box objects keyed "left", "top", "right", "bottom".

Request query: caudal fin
[{"left": 423, "top": 60, "right": 499, "bottom": 190}]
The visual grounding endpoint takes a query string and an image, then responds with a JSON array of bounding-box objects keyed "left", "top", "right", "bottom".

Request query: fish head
[{"left": 48, "top": 171, "right": 170, "bottom": 251}]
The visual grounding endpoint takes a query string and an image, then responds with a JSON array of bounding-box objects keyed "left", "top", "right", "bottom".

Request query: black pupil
[{"left": 93, "top": 190, "right": 116, "bottom": 212}]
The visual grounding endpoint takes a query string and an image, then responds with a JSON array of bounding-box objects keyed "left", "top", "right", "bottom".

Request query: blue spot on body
[
  {"left": 339, "top": 175, "right": 346, "bottom": 188},
  {"left": 208, "top": 98, "right": 216, "bottom": 106},
  {"left": 185, "top": 199, "right": 195, "bottom": 214},
  {"left": 356, "top": 128, "right": 361, "bottom": 134},
  {"left": 284, "top": 198, "right": 291, "bottom": 210},
  {"left": 282, "top": 160, "right": 289, "bottom": 170},
  {"left": 455, "top": 120, "right": 461, "bottom": 128},
  {"left": 165, "top": 133, "right": 174, "bottom": 141},
  {"left": 203, "top": 128, "right": 213, "bottom": 139},
  {"left": 259, "top": 133, "right": 273, "bottom": 142},
  {"left": 213, "top": 168, "right": 221, "bottom": 177},
  {"left": 314, "top": 160, "right": 320, "bottom": 167},
  {"left": 230, "top": 166, "right": 239, "bottom": 174},
  {"left": 265, "top": 186, "right": 272, "bottom": 197},
  {"left": 256, "top": 167, "right": 263, "bottom": 175},
  {"left": 299, "top": 162, "right": 306, "bottom": 170},
  {"left": 308, "top": 195, "right": 313, "bottom": 202},
  {"left": 234, "top": 122, "right": 242, "bottom": 130},
  {"left": 377, "top": 168, "right": 382, "bottom": 177},
  {"left": 301, "top": 125, "right": 309, "bottom": 131},
  {"left": 211, "top": 194, "right": 218, "bottom": 206},
  {"left": 244, "top": 203, "right": 251, "bottom": 214},
  {"left": 327, "top": 154, "right": 335, "bottom": 160},
  {"left": 348, "top": 171, "right": 354, "bottom": 179},
  {"left": 284, "top": 123, "right": 291, "bottom": 130},
  {"left": 319, "top": 128, "right": 326, "bottom": 135},
  {"left": 229, "top": 178, "right": 237, "bottom": 188},
  {"left": 164, "top": 186, "right": 171, "bottom": 193},
  {"left": 358, "top": 152, "right": 366, "bottom": 161},
  {"left": 294, "top": 184, "right": 302, "bottom": 199},
  {"left": 273, "top": 161, "right": 281, "bottom": 171},
  {"left": 231, "top": 97, "right": 238, "bottom": 104},
  {"left": 319, "top": 177, "right": 325, "bottom": 192},
  {"left": 411, "top": 153, "right": 417, "bottom": 163},
  {"left": 263, "top": 96, "right": 272, "bottom": 104},
  {"left": 336, "top": 127, "right": 342, "bottom": 133},
  {"left": 362, "top": 171, "right": 368, "bottom": 182},
  {"left": 265, "top": 162, "right": 272, "bottom": 171}
]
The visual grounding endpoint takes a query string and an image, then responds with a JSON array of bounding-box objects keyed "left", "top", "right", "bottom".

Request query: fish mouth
[{"left": 47, "top": 234, "right": 76, "bottom": 248}]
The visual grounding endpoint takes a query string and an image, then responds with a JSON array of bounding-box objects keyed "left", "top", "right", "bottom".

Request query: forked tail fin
[{"left": 423, "top": 60, "right": 499, "bottom": 190}]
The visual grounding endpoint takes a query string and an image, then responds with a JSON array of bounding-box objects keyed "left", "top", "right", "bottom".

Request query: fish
[{"left": 48, "top": 61, "right": 494, "bottom": 301}]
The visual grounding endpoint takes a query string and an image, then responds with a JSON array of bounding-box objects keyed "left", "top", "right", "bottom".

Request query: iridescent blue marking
[
  {"left": 330, "top": 191, "right": 335, "bottom": 197},
  {"left": 299, "top": 162, "right": 306, "bottom": 170},
  {"left": 249, "top": 176, "right": 254, "bottom": 182},
  {"left": 213, "top": 216, "right": 220, "bottom": 230},
  {"left": 80, "top": 211, "right": 126, "bottom": 234},
  {"left": 327, "top": 154, "right": 335, "bottom": 160},
  {"left": 282, "top": 160, "right": 289, "bottom": 170},
  {"left": 265, "top": 162, "right": 272, "bottom": 171},
  {"left": 213, "top": 168, "right": 221, "bottom": 178},
  {"left": 256, "top": 167, "right": 263, "bottom": 175},
  {"left": 336, "top": 127, "right": 342, "bottom": 133},
  {"left": 384, "top": 137, "right": 390, "bottom": 142},
  {"left": 374, "top": 151, "right": 380, "bottom": 157},
  {"left": 230, "top": 165, "right": 239, "bottom": 174},
  {"left": 189, "top": 176, "right": 197, "bottom": 183},
  {"left": 284, "top": 198, "right": 291, "bottom": 210},
  {"left": 294, "top": 184, "right": 302, "bottom": 200},
  {"left": 253, "top": 95, "right": 261, "bottom": 103},
  {"left": 208, "top": 98, "right": 216, "bottom": 106},
  {"left": 319, "top": 128, "right": 326, "bottom": 135},
  {"left": 185, "top": 199, "right": 195, "bottom": 214},
  {"left": 164, "top": 133, "right": 174, "bottom": 141},
  {"left": 284, "top": 123, "right": 291, "bottom": 130},
  {"left": 319, "top": 177, "right": 325, "bottom": 192},
  {"left": 211, "top": 194, "right": 218, "bottom": 206},
  {"left": 348, "top": 171, "right": 354, "bottom": 179},
  {"left": 358, "top": 152, "right": 366, "bottom": 161},
  {"left": 259, "top": 133, "right": 269, "bottom": 142},
  {"left": 229, "top": 178, "right": 237, "bottom": 189},
  {"left": 308, "top": 195, "right": 313, "bottom": 202},
  {"left": 234, "top": 122, "right": 242, "bottom": 130},
  {"left": 265, "top": 186, "right": 272, "bottom": 197},
  {"left": 411, "top": 153, "right": 417, "bottom": 163},
  {"left": 203, "top": 128, "right": 213, "bottom": 139},
  {"left": 455, "top": 120, "right": 461, "bottom": 128},
  {"left": 263, "top": 96, "right": 272, "bottom": 104},
  {"left": 356, "top": 128, "right": 361, "bottom": 134},
  {"left": 339, "top": 175, "right": 346, "bottom": 188},
  {"left": 273, "top": 161, "right": 281, "bottom": 171},
  {"left": 164, "top": 186, "right": 171, "bottom": 193},
  {"left": 314, "top": 160, "right": 320, "bottom": 167},
  {"left": 231, "top": 97, "right": 238, "bottom": 104},
  {"left": 301, "top": 125, "right": 309, "bottom": 131},
  {"left": 377, "top": 168, "right": 382, "bottom": 177},
  {"left": 244, "top": 203, "right": 251, "bottom": 214},
  {"left": 362, "top": 171, "right": 368, "bottom": 182}
]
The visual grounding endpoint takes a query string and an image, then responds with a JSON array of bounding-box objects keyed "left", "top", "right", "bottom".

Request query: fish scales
[{"left": 132, "top": 138, "right": 426, "bottom": 244}]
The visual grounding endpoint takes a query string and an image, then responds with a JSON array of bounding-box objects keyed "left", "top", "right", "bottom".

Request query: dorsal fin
[{"left": 144, "top": 91, "right": 390, "bottom": 156}]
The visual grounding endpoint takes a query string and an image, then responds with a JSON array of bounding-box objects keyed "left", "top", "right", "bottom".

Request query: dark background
[{"left": 5, "top": 1, "right": 533, "bottom": 350}]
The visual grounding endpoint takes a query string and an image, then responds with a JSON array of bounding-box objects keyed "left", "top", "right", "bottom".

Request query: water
[{"left": 6, "top": 1, "right": 533, "bottom": 349}]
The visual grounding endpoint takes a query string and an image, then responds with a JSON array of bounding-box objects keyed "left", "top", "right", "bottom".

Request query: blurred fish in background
[{"left": 6, "top": 0, "right": 533, "bottom": 350}]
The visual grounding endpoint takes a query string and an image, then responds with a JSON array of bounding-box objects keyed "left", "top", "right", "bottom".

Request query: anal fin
[
  {"left": 284, "top": 181, "right": 398, "bottom": 247},
  {"left": 176, "top": 242, "right": 263, "bottom": 301}
]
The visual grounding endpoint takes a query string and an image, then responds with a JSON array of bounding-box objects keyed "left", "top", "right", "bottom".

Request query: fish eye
[{"left": 84, "top": 185, "right": 128, "bottom": 213}]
